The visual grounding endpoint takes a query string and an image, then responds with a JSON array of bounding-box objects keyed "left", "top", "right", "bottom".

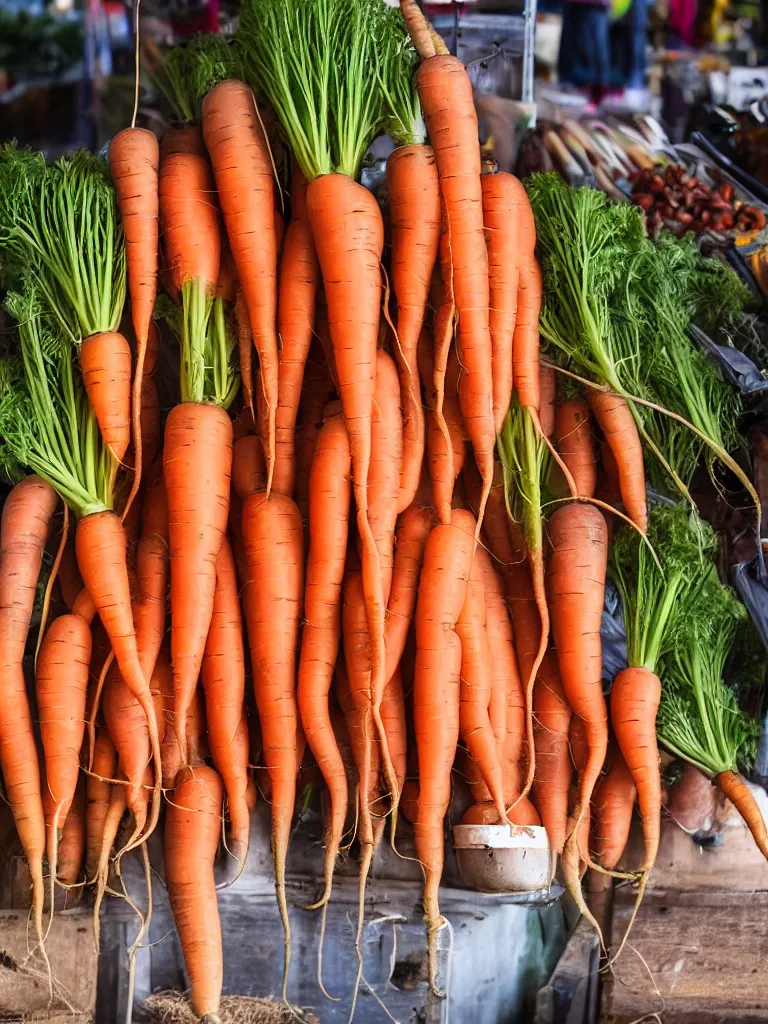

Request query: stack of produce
[{"left": 0, "top": 1, "right": 765, "bottom": 1020}]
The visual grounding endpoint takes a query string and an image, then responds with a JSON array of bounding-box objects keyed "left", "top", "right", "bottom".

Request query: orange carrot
[
  {"left": 79, "top": 332, "right": 132, "bottom": 464},
  {"left": 456, "top": 549, "right": 507, "bottom": 824},
  {"left": 610, "top": 666, "right": 661, "bottom": 872},
  {"left": 274, "top": 215, "right": 319, "bottom": 497},
  {"left": 428, "top": 394, "right": 466, "bottom": 525},
  {"left": 405, "top": 27, "right": 495, "bottom": 531},
  {"left": 555, "top": 397, "right": 597, "bottom": 499},
  {"left": 133, "top": 470, "right": 168, "bottom": 682},
  {"left": 589, "top": 390, "right": 647, "bottom": 533},
  {"left": 714, "top": 771, "right": 768, "bottom": 860},
  {"left": 511, "top": 205, "right": 542, "bottom": 412},
  {"left": 381, "top": 665, "right": 408, "bottom": 799},
  {"left": 384, "top": 503, "right": 434, "bottom": 683},
  {"left": 92, "top": 782, "right": 127, "bottom": 951},
  {"left": 0, "top": 476, "right": 58, "bottom": 939},
  {"left": 203, "top": 81, "right": 279, "bottom": 491},
  {"left": 37, "top": 613, "right": 91, "bottom": 881},
  {"left": 103, "top": 661, "right": 152, "bottom": 840},
  {"left": 412, "top": 507, "right": 475, "bottom": 991},
  {"left": 548, "top": 504, "right": 609, "bottom": 860},
  {"left": 165, "top": 765, "right": 224, "bottom": 1023},
  {"left": 201, "top": 537, "right": 251, "bottom": 870},
  {"left": 232, "top": 434, "right": 267, "bottom": 502},
  {"left": 592, "top": 741, "right": 636, "bottom": 870},
  {"left": 297, "top": 413, "right": 351, "bottom": 909},
  {"left": 295, "top": 361, "right": 337, "bottom": 524},
  {"left": 56, "top": 775, "right": 85, "bottom": 893},
  {"left": 241, "top": 491, "right": 303, "bottom": 998},
  {"left": 163, "top": 403, "right": 233, "bottom": 765},
  {"left": 140, "top": 375, "right": 161, "bottom": 470},
  {"left": 539, "top": 364, "right": 557, "bottom": 440},
  {"left": 369, "top": 350, "right": 403, "bottom": 606},
  {"left": 235, "top": 293, "right": 255, "bottom": 419},
  {"left": 387, "top": 143, "right": 440, "bottom": 511},
  {"left": 481, "top": 171, "right": 527, "bottom": 433},
  {"left": 109, "top": 127, "right": 159, "bottom": 514},
  {"left": 86, "top": 727, "right": 117, "bottom": 881}
]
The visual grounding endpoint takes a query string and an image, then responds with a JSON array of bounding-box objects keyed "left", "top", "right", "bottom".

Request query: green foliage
[
  {"left": 156, "top": 32, "right": 239, "bottom": 124},
  {"left": 237, "top": 0, "right": 404, "bottom": 180},
  {"left": 497, "top": 395, "right": 551, "bottom": 557},
  {"left": 527, "top": 172, "right": 748, "bottom": 494},
  {"left": 0, "top": 145, "right": 125, "bottom": 341},
  {"left": 374, "top": 6, "right": 423, "bottom": 148},
  {"left": 0, "top": 286, "right": 113, "bottom": 516},
  {"left": 657, "top": 570, "right": 759, "bottom": 775},
  {"left": 609, "top": 503, "right": 715, "bottom": 671},
  {"left": 0, "top": 10, "right": 84, "bottom": 79}
]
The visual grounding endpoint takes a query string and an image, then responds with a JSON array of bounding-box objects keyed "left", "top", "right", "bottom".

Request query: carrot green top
[
  {"left": 498, "top": 393, "right": 554, "bottom": 558},
  {"left": 656, "top": 565, "right": 758, "bottom": 778},
  {"left": 0, "top": 287, "right": 114, "bottom": 517},
  {"left": 0, "top": 145, "right": 126, "bottom": 342},
  {"left": 237, "top": 0, "right": 412, "bottom": 181},
  {"left": 156, "top": 32, "right": 239, "bottom": 125}
]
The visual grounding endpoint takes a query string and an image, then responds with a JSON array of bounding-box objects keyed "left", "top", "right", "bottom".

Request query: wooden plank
[
  {"left": 605, "top": 896, "right": 768, "bottom": 1023},
  {"left": 535, "top": 917, "right": 599, "bottom": 1024},
  {"left": 0, "top": 909, "right": 96, "bottom": 1018}
]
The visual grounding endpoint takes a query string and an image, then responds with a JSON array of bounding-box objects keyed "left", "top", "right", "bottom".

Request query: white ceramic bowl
[{"left": 452, "top": 823, "right": 552, "bottom": 893}]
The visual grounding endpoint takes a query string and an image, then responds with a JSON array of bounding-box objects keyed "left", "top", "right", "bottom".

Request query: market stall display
[{"left": 2, "top": 4, "right": 768, "bottom": 1024}]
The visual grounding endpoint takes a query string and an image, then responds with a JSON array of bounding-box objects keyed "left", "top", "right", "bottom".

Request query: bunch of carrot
[{"left": 0, "top": 2, "right": 766, "bottom": 1020}]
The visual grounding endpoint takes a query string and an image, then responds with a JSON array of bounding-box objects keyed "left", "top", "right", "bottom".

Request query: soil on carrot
[{"left": 140, "top": 991, "right": 314, "bottom": 1024}]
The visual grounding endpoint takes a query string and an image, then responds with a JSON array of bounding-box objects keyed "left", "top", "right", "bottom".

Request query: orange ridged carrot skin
[
  {"left": 384, "top": 503, "right": 434, "bottom": 683},
  {"left": 381, "top": 665, "right": 407, "bottom": 796},
  {"left": 539, "top": 364, "right": 557, "bottom": 440},
  {"left": 428, "top": 394, "right": 466, "bottom": 525},
  {"left": 86, "top": 727, "right": 117, "bottom": 880},
  {"left": 133, "top": 471, "right": 168, "bottom": 682},
  {"left": 274, "top": 216, "right": 319, "bottom": 497},
  {"left": 588, "top": 390, "right": 647, "bottom": 533},
  {"left": 80, "top": 331, "right": 132, "bottom": 463},
  {"left": 413, "top": 508, "right": 475, "bottom": 986},
  {"left": 511, "top": 195, "right": 542, "bottom": 411},
  {"left": 203, "top": 81, "right": 279, "bottom": 488},
  {"left": 295, "top": 364, "right": 337, "bottom": 524},
  {"left": 481, "top": 171, "right": 527, "bottom": 433},
  {"left": 297, "top": 413, "right": 351, "bottom": 904},
  {"left": 531, "top": 650, "right": 572, "bottom": 856},
  {"left": 592, "top": 742, "right": 636, "bottom": 870},
  {"left": 370, "top": 350, "right": 403, "bottom": 606},
  {"left": 232, "top": 434, "right": 267, "bottom": 502},
  {"left": 165, "top": 765, "right": 224, "bottom": 1022},
  {"left": 610, "top": 666, "right": 661, "bottom": 872},
  {"left": 548, "top": 504, "right": 608, "bottom": 835},
  {"left": 37, "top": 614, "right": 91, "bottom": 835},
  {"left": 0, "top": 476, "right": 57, "bottom": 923},
  {"left": 555, "top": 397, "right": 597, "bottom": 499},
  {"left": 201, "top": 537, "right": 250, "bottom": 867},
  {"left": 104, "top": 656, "right": 152, "bottom": 835},
  {"left": 417, "top": 56, "right": 495, "bottom": 508},
  {"left": 456, "top": 549, "right": 507, "bottom": 824},
  {"left": 56, "top": 775, "right": 85, "bottom": 889},
  {"left": 159, "top": 151, "right": 221, "bottom": 295},
  {"left": 164, "top": 402, "right": 233, "bottom": 764},
  {"left": 108, "top": 128, "right": 159, "bottom": 349},
  {"left": 715, "top": 771, "right": 768, "bottom": 862},
  {"left": 387, "top": 143, "right": 440, "bottom": 511},
  {"left": 140, "top": 376, "right": 161, "bottom": 469},
  {"left": 241, "top": 490, "right": 303, "bottom": 965}
]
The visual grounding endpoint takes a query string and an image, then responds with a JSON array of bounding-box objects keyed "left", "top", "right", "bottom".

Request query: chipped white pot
[{"left": 453, "top": 823, "right": 552, "bottom": 894}]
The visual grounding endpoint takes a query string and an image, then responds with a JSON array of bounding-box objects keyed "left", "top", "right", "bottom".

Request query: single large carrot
[
  {"left": 165, "top": 765, "right": 224, "bottom": 1023},
  {"left": 109, "top": 127, "right": 159, "bottom": 515},
  {"left": 201, "top": 537, "right": 251, "bottom": 871},
  {"left": 412, "top": 507, "right": 475, "bottom": 992},
  {"left": 159, "top": 150, "right": 221, "bottom": 302},
  {"left": 531, "top": 650, "right": 572, "bottom": 857},
  {"left": 592, "top": 741, "right": 637, "bottom": 870},
  {"left": 294, "top": 360, "right": 337, "bottom": 524},
  {"left": 164, "top": 404, "right": 233, "bottom": 765},
  {"left": 511, "top": 224, "right": 542, "bottom": 412},
  {"left": 103, "top": 662, "right": 152, "bottom": 841},
  {"left": 274, "top": 215, "right": 319, "bottom": 497},
  {"left": 610, "top": 666, "right": 661, "bottom": 873},
  {"left": 548, "top": 503, "right": 609, "bottom": 854},
  {"left": 456, "top": 549, "right": 507, "bottom": 824},
  {"left": 241, "top": 491, "right": 303, "bottom": 1000},
  {"left": 297, "top": 413, "right": 351, "bottom": 910},
  {"left": 402, "top": 16, "right": 495, "bottom": 531},
  {"left": 232, "top": 434, "right": 267, "bottom": 502},
  {"left": 79, "top": 332, "right": 132, "bottom": 464},
  {"left": 203, "top": 80, "right": 279, "bottom": 491},
  {"left": 588, "top": 390, "right": 647, "bottom": 533},
  {"left": 0, "top": 476, "right": 58, "bottom": 940},
  {"left": 555, "top": 397, "right": 597, "bottom": 500},
  {"left": 481, "top": 171, "right": 528, "bottom": 433},
  {"left": 387, "top": 143, "right": 440, "bottom": 511}
]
